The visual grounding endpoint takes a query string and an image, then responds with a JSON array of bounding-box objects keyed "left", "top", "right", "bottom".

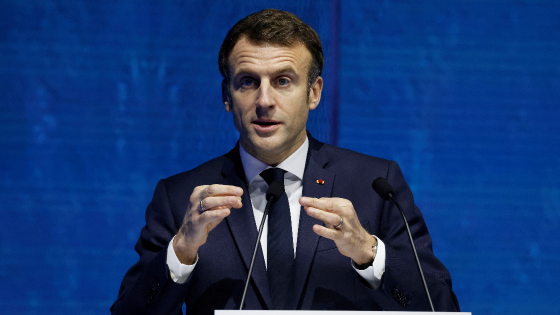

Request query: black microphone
[
  {"left": 372, "top": 177, "right": 435, "bottom": 312},
  {"left": 239, "top": 180, "right": 284, "bottom": 310},
  {"left": 266, "top": 181, "right": 285, "bottom": 202}
]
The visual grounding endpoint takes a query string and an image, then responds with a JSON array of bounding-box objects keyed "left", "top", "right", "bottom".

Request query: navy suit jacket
[{"left": 111, "top": 135, "right": 459, "bottom": 314}]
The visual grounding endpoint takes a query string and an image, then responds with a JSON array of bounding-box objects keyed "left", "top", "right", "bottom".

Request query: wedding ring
[
  {"left": 334, "top": 217, "right": 343, "bottom": 229},
  {"left": 200, "top": 200, "right": 207, "bottom": 212}
]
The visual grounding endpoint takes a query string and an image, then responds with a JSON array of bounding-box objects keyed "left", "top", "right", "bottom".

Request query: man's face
[{"left": 223, "top": 37, "right": 323, "bottom": 166}]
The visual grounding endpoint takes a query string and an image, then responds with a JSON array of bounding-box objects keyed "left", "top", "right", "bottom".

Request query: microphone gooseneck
[
  {"left": 239, "top": 180, "right": 284, "bottom": 310},
  {"left": 372, "top": 177, "right": 435, "bottom": 312}
]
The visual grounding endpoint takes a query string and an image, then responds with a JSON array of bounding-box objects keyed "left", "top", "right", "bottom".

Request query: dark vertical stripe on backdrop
[{"left": 328, "top": 0, "right": 340, "bottom": 146}]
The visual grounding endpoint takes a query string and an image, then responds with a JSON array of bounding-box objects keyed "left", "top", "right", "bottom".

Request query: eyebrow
[
  {"left": 233, "top": 69, "right": 255, "bottom": 78},
  {"left": 273, "top": 67, "right": 297, "bottom": 76},
  {"left": 233, "top": 66, "right": 298, "bottom": 78}
]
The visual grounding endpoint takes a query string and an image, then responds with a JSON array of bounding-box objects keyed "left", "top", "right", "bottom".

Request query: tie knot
[{"left": 260, "top": 168, "right": 286, "bottom": 186}]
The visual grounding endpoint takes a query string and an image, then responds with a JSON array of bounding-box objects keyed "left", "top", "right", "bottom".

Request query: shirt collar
[{"left": 239, "top": 137, "right": 309, "bottom": 185}]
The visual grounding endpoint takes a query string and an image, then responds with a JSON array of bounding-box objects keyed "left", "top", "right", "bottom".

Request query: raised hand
[
  {"left": 300, "top": 196, "right": 377, "bottom": 265},
  {"left": 173, "top": 184, "right": 243, "bottom": 264}
]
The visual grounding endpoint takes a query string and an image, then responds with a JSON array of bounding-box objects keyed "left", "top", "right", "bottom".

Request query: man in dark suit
[{"left": 111, "top": 9, "right": 460, "bottom": 314}]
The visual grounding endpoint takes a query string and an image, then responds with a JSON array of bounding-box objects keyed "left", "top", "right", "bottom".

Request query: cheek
[
  {"left": 296, "top": 110, "right": 309, "bottom": 127},
  {"left": 230, "top": 104, "right": 251, "bottom": 132},
  {"left": 231, "top": 94, "right": 254, "bottom": 116}
]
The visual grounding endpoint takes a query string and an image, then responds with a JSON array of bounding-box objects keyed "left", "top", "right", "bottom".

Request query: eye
[
  {"left": 241, "top": 78, "right": 255, "bottom": 87},
  {"left": 278, "top": 78, "right": 290, "bottom": 86}
]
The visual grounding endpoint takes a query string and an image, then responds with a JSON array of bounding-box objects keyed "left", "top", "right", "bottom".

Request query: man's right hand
[{"left": 173, "top": 184, "right": 243, "bottom": 265}]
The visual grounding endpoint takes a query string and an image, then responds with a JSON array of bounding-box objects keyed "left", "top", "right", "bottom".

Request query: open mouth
[
  {"left": 253, "top": 119, "right": 280, "bottom": 126},
  {"left": 253, "top": 119, "right": 281, "bottom": 131},
  {"left": 254, "top": 121, "right": 279, "bottom": 126}
]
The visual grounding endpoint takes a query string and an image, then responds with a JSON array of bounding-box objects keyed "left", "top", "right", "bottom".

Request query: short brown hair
[{"left": 218, "top": 9, "right": 324, "bottom": 89}]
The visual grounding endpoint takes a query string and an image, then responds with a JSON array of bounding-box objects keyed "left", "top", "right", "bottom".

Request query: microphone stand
[
  {"left": 239, "top": 194, "right": 276, "bottom": 310},
  {"left": 372, "top": 177, "right": 434, "bottom": 312},
  {"left": 387, "top": 193, "right": 435, "bottom": 312}
]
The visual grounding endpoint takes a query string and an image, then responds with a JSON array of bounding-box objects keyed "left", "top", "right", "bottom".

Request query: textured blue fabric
[{"left": 1, "top": 0, "right": 559, "bottom": 314}]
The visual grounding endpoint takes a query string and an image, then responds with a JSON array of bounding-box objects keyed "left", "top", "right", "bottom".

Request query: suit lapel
[
  {"left": 293, "top": 138, "right": 335, "bottom": 308},
  {"left": 221, "top": 147, "right": 273, "bottom": 309}
]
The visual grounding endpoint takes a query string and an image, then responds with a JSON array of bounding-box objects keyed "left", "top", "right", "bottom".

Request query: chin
[
  {"left": 245, "top": 137, "right": 284, "bottom": 157},
  {"left": 255, "top": 142, "right": 283, "bottom": 156}
]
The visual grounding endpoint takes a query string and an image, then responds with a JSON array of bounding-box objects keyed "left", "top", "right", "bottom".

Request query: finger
[
  {"left": 200, "top": 195, "right": 242, "bottom": 211},
  {"left": 305, "top": 207, "right": 343, "bottom": 228},
  {"left": 312, "top": 224, "right": 342, "bottom": 240},
  {"left": 300, "top": 197, "right": 339, "bottom": 213},
  {"left": 196, "top": 208, "right": 232, "bottom": 226},
  {"left": 197, "top": 184, "right": 243, "bottom": 200}
]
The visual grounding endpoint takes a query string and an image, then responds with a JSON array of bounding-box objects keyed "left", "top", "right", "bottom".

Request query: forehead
[{"left": 227, "top": 37, "right": 312, "bottom": 76}]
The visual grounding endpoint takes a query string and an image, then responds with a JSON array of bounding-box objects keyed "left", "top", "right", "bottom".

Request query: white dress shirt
[{"left": 167, "top": 137, "right": 385, "bottom": 288}]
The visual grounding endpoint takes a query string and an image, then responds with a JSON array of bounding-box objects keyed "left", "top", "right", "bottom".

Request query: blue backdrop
[{"left": 1, "top": 0, "right": 559, "bottom": 314}]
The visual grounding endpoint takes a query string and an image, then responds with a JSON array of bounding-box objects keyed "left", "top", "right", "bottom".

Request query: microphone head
[
  {"left": 372, "top": 177, "right": 395, "bottom": 200},
  {"left": 266, "top": 180, "right": 284, "bottom": 201}
]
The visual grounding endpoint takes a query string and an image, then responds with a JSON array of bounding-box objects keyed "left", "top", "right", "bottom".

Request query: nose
[{"left": 256, "top": 80, "right": 274, "bottom": 108}]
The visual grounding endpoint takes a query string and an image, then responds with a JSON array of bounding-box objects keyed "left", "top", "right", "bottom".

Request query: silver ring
[
  {"left": 334, "top": 217, "right": 343, "bottom": 229},
  {"left": 200, "top": 200, "right": 207, "bottom": 212}
]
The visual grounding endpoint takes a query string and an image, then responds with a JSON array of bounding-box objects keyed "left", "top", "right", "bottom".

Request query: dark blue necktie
[{"left": 259, "top": 168, "right": 295, "bottom": 310}]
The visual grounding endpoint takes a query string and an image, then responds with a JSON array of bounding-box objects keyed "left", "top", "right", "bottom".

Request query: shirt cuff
[
  {"left": 166, "top": 235, "right": 197, "bottom": 284},
  {"left": 352, "top": 235, "right": 386, "bottom": 289}
]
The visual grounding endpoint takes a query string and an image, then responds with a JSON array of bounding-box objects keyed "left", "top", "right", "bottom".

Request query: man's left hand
[{"left": 300, "top": 197, "right": 377, "bottom": 265}]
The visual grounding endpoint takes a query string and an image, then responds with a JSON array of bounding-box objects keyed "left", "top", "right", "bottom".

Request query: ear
[
  {"left": 222, "top": 80, "right": 232, "bottom": 112},
  {"left": 308, "top": 76, "right": 323, "bottom": 110}
]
